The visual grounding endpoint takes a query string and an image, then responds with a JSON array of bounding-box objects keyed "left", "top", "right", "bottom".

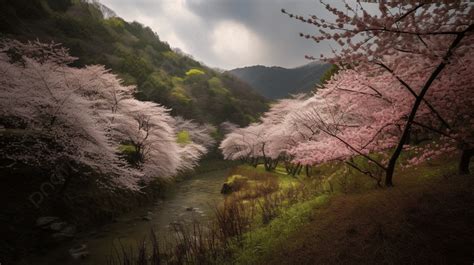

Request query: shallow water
[{"left": 30, "top": 168, "right": 229, "bottom": 265}]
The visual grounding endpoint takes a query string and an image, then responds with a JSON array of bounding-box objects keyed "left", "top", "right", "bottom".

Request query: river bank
[
  {"left": 21, "top": 167, "right": 231, "bottom": 265},
  {"left": 1, "top": 158, "right": 238, "bottom": 265}
]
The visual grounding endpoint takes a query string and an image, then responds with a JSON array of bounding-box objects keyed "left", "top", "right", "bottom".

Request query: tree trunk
[
  {"left": 270, "top": 157, "right": 280, "bottom": 170},
  {"left": 264, "top": 157, "right": 272, "bottom": 171},
  {"left": 385, "top": 63, "right": 445, "bottom": 187},
  {"left": 459, "top": 148, "right": 473, "bottom": 175},
  {"left": 291, "top": 163, "right": 300, "bottom": 176},
  {"left": 385, "top": 128, "right": 411, "bottom": 187},
  {"left": 384, "top": 25, "right": 470, "bottom": 187},
  {"left": 297, "top": 164, "right": 303, "bottom": 175},
  {"left": 404, "top": 127, "right": 411, "bottom": 144},
  {"left": 252, "top": 158, "right": 259, "bottom": 168},
  {"left": 385, "top": 164, "right": 395, "bottom": 187},
  {"left": 285, "top": 162, "right": 292, "bottom": 174}
]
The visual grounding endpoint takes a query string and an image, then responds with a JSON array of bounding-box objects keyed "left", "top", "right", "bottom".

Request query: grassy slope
[
  {"left": 231, "top": 158, "right": 474, "bottom": 265},
  {"left": 232, "top": 194, "right": 330, "bottom": 265}
]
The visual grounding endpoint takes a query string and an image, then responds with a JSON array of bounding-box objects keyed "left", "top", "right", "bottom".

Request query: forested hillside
[
  {"left": 0, "top": 1, "right": 268, "bottom": 262},
  {"left": 0, "top": 0, "right": 268, "bottom": 126},
  {"left": 228, "top": 62, "right": 330, "bottom": 99}
]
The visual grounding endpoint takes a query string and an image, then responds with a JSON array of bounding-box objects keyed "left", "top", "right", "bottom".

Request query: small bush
[{"left": 185, "top": 68, "right": 205, "bottom": 76}]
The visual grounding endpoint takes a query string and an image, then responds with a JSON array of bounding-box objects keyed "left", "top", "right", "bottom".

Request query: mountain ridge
[{"left": 228, "top": 62, "right": 331, "bottom": 99}]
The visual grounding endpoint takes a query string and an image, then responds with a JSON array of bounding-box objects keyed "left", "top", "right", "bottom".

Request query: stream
[{"left": 30, "top": 168, "right": 230, "bottom": 265}]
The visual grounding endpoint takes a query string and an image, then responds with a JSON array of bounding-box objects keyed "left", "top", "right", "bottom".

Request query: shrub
[{"left": 185, "top": 68, "right": 205, "bottom": 76}]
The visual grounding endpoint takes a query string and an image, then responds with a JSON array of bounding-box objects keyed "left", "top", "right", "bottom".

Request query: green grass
[
  {"left": 239, "top": 164, "right": 301, "bottom": 189},
  {"left": 218, "top": 164, "right": 330, "bottom": 264},
  {"left": 251, "top": 155, "right": 472, "bottom": 265},
  {"left": 230, "top": 194, "right": 330, "bottom": 265},
  {"left": 218, "top": 153, "right": 472, "bottom": 265}
]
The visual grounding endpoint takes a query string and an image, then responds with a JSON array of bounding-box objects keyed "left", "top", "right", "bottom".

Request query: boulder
[
  {"left": 70, "top": 251, "right": 89, "bottom": 260},
  {"left": 69, "top": 244, "right": 89, "bottom": 260},
  {"left": 69, "top": 244, "right": 87, "bottom": 253},
  {"left": 142, "top": 216, "right": 152, "bottom": 221},
  {"left": 61, "top": 225, "right": 77, "bottom": 235},
  {"left": 51, "top": 225, "right": 76, "bottom": 240},
  {"left": 50, "top": 222, "right": 67, "bottom": 231},
  {"left": 142, "top": 212, "right": 153, "bottom": 221},
  {"left": 36, "top": 216, "right": 59, "bottom": 227},
  {"left": 220, "top": 183, "right": 232, "bottom": 194},
  {"left": 52, "top": 232, "right": 74, "bottom": 240},
  {"left": 220, "top": 175, "right": 249, "bottom": 194}
]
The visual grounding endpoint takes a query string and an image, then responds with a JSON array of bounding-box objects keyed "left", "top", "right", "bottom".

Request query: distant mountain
[
  {"left": 0, "top": 0, "right": 268, "bottom": 126},
  {"left": 228, "top": 62, "right": 331, "bottom": 99}
]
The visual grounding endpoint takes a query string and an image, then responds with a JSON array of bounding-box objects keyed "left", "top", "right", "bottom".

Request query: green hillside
[{"left": 0, "top": 0, "right": 268, "bottom": 125}]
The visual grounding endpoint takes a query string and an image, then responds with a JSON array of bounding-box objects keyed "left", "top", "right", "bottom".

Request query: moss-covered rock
[{"left": 220, "top": 174, "right": 248, "bottom": 194}]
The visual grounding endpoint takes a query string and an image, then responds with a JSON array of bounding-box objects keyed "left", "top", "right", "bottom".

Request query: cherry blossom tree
[
  {"left": 219, "top": 121, "right": 239, "bottom": 135},
  {"left": 287, "top": 69, "right": 408, "bottom": 185},
  {"left": 259, "top": 96, "right": 310, "bottom": 174},
  {"left": 0, "top": 39, "right": 210, "bottom": 191},
  {"left": 409, "top": 54, "right": 474, "bottom": 174},
  {"left": 222, "top": 52, "right": 472, "bottom": 184},
  {"left": 283, "top": 1, "right": 474, "bottom": 185},
  {"left": 220, "top": 97, "right": 309, "bottom": 171},
  {"left": 173, "top": 116, "right": 216, "bottom": 149},
  {"left": 173, "top": 116, "right": 216, "bottom": 170},
  {"left": 0, "top": 39, "right": 138, "bottom": 189},
  {"left": 220, "top": 123, "right": 267, "bottom": 167},
  {"left": 289, "top": 56, "right": 473, "bottom": 181},
  {"left": 112, "top": 99, "right": 182, "bottom": 183}
]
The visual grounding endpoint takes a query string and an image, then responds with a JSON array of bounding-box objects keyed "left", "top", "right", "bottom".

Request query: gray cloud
[{"left": 100, "top": 0, "right": 360, "bottom": 70}]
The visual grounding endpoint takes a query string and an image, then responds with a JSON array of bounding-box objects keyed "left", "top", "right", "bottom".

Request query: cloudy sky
[{"left": 100, "top": 0, "right": 359, "bottom": 70}]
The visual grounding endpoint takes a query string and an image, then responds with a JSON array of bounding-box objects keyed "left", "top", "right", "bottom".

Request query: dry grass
[{"left": 214, "top": 197, "right": 255, "bottom": 242}]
